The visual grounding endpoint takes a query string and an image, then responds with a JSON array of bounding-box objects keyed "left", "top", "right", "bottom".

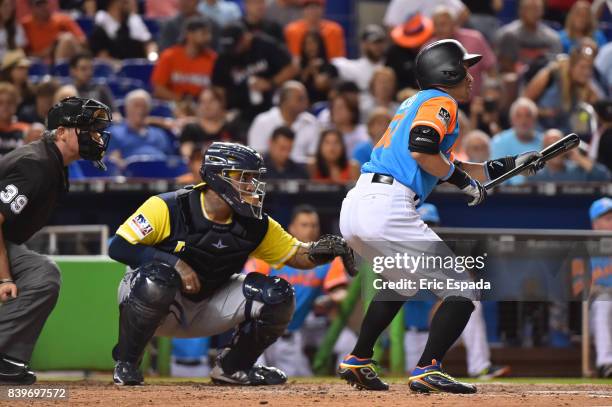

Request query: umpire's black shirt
[{"left": 0, "top": 138, "right": 68, "bottom": 244}]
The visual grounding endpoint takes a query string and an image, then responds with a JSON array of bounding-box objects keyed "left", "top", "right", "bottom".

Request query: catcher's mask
[
  {"left": 200, "top": 142, "right": 267, "bottom": 219},
  {"left": 47, "top": 97, "right": 113, "bottom": 170}
]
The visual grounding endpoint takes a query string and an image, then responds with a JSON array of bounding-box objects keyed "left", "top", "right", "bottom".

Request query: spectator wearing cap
[
  {"left": 491, "top": 97, "right": 543, "bottom": 184},
  {"left": 18, "top": 79, "right": 59, "bottom": 124},
  {"left": 586, "top": 197, "right": 612, "bottom": 379},
  {"left": 69, "top": 52, "right": 114, "bottom": 111},
  {"left": 242, "top": 0, "right": 284, "bottom": 44},
  {"left": 107, "top": 89, "right": 175, "bottom": 166},
  {"left": 263, "top": 126, "right": 309, "bottom": 179},
  {"left": 383, "top": 0, "right": 469, "bottom": 29},
  {"left": 265, "top": 0, "right": 302, "bottom": 27},
  {"left": 152, "top": 16, "right": 217, "bottom": 102},
  {"left": 385, "top": 13, "right": 434, "bottom": 91},
  {"left": 21, "top": 0, "right": 85, "bottom": 62},
  {"left": 0, "top": 82, "right": 30, "bottom": 157},
  {"left": 0, "top": 0, "right": 27, "bottom": 62},
  {"left": 494, "top": 0, "right": 562, "bottom": 74},
  {"left": 352, "top": 107, "right": 391, "bottom": 166},
  {"left": 523, "top": 38, "right": 602, "bottom": 134},
  {"left": 298, "top": 31, "right": 338, "bottom": 104},
  {"left": 427, "top": 6, "right": 497, "bottom": 98},
  {"left": 332, "top": 24, "right": 387, "bottom": 96},
  {"left": 0, "top": 49, "right": 34, "bottom": 118},
  {"left": 197, "top": 0, "right": 241, "bottom": 27},
  {"left": 285, "top": 0, "right": 346, "bottom": 60},
  {"left": 89, "top": 0, "right": 155, "bottom": 60},
  {"left": 248, "top": 80, "right": 320, "bottom": 164},
  {"left": 590, "top": 100, "right": 612, "bottom": 172},
  {"left": 158, "top": 0, "right": 219, "bottom": 53},
  {"left": 530, "top": 129, "right": 610, "bottom": 182},
  {"left": 211, "top": 22, "right": 297, "bottom": 126}
]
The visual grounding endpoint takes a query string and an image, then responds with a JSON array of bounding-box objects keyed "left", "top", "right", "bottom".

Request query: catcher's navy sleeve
[{"left": 108, "top": 235, "right": 179, "bottom": 269}]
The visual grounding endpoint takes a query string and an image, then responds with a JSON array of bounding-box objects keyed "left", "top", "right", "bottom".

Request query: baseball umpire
[
  {"left": 0, "top": 97, "right": 112, "bottom": 384},
  {"left": 337, "top": 39, "right": 543, "bottom": 392},
  {"left": 108, "top": 142, "right": 356, "bottom": 386}
]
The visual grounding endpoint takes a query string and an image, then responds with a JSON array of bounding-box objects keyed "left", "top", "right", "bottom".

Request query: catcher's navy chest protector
[{"left": 156, "top": 186, "right": 268, "bottom": 301}]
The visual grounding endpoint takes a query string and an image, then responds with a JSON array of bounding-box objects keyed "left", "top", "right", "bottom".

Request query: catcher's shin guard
[
  {"left": 219, "top": 273, "right": 295, "bottom": 374},
  {"left": 114, "top": 263, "right": 180, "bottom": 364}
]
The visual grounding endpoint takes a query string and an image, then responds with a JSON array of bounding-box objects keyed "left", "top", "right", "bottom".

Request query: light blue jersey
[{"left": 362, "top": 89, "right": 460, "bottom": 201}]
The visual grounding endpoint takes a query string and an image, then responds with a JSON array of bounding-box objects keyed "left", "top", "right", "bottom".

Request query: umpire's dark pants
[{"left": 0, "top": 243, "right": 61, "bottom": 362}]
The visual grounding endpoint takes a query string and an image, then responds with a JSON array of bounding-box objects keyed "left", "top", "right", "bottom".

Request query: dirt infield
[{"left": 2, "top": 379, "right": 612, "bottom": 407}]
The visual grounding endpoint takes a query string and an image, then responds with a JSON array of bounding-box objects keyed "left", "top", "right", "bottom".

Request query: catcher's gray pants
[
  {"left": 118, "top": 270, "right": 262, "bottom": 338},
  {"left": 0, "top": 243, "right": 61, "bottom": 362}
]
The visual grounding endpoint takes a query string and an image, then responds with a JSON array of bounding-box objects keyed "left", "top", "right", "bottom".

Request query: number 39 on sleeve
[{"left": 0, "top": 184, "right": 28, "bottom": 214}]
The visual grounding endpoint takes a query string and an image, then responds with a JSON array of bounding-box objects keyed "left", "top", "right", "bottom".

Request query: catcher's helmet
[
  {"left": 47, "top": 97, "right": 112, "bottom": 169},
  {"left": 200, "top": 142, "right": 267, "bottom": 219},
  {"left": 415, "top": 39, "right": 482, "bottom": 90}
]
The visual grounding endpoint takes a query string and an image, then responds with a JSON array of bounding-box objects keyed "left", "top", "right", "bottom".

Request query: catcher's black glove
[{"left": 307, "top": 235, "right": 358, "bottom": 276}]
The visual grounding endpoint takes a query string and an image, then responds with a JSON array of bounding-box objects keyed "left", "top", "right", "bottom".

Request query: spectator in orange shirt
[
  {"left": 21, "top": 0, "right": 85, "bottom": 62},
  {"left": 151, "top": 16, "right": 217, "bottom": 102},
  {"left": 285, "top": 0, "right": 345, "bottom": 60}
]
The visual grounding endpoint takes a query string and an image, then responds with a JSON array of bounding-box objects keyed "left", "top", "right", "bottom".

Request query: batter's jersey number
[{"left": 0, "top": 184, "right": 28, "bottom": 214}]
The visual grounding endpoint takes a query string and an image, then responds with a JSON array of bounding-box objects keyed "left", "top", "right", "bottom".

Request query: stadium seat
[
  {"left": 106, "top": 78, "right": 146, "bottom": 99},
  {"left": 150, "top": 100, "right": 174, "bottom": 118},
  {"left": 28, "top": 59, "right": 49, "bottom": 76},
  {"left": 118, "top": 59, "right": 155, "bottom": 85},
  {"left": 74, "top": 159, "right": 120, "bottom": 178},
  {"left": 51, "top": 61, "right": 70, "bottom": 77},
  {"left": 76, "top": 16, "right": 94, "bottom": 37},
  {"left": 143, "top": 18, "right": 160, "bottom": 40},
  {"left": 123, "top": 155, "right": 189, "bottom": 179},
  {"left": 93, "top": 60, "right": 116, "bottom": 79}
]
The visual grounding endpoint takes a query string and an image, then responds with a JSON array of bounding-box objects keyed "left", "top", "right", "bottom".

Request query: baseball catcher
[{"left": 108, "top": 142, "right": 356, "bottom": 386}]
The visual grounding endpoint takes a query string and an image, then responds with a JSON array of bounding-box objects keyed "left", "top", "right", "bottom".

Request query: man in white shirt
[
  {"left": 248, "top": 81, "right": 321, "bottom": 163},
  {"left": 332, "top": 25, "right": 387, "bottom": 95}
]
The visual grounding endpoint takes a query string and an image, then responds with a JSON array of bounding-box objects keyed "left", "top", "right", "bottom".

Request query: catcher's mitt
[{"left": 307, "top": 235, "right": 358, "bottom": 276}]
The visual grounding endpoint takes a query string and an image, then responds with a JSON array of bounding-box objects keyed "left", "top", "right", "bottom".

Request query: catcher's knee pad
[
  {"left": 127, "top": 262, "right": 181, "bottom": 316},
  {"left": 243, "top": 272, "right": 295, "bottom": 323},
  {"left": 115, "top": 262, "right": 181, "bottom": 363}
]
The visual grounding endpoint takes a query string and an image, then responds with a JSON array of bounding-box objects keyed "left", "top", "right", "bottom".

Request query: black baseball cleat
[
  {"left": 113, "top": 361, "right": 144, "bottom": 386},
  {"left": 210, "top": 356, "right": 287, "bottom": 386},
  {"left": 0, "top": 354, "right": 36, "bottom": 385},
  {"left": 409, "top": 359, "right": 476, "bottom": 394},
  {"left": 338, "top": 354, "right": 389, "bottom": 391}
]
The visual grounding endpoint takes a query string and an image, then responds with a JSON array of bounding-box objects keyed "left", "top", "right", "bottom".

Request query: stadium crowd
[
  {"left": 0, "top": 0, "right": 609, "bottom": 184},
  {"left": 2, "top": 0, "right": 611, "bottom": 378}
]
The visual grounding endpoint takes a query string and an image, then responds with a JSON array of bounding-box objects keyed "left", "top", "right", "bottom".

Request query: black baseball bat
[{"left": 484, "top": 133, "right": 580, "bottom": 190}]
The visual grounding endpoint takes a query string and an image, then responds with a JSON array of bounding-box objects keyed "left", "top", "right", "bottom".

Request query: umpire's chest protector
[{"left": 156, "top": 187, "right": 268, "bottom": 298}]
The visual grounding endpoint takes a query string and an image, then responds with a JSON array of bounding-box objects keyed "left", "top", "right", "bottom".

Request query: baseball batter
[
  {"left": 108, "top": 142, "right": 356, "bottom": 386},
  {"left": 337, "top": 39, "right": 542, "bottom": 392}
]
